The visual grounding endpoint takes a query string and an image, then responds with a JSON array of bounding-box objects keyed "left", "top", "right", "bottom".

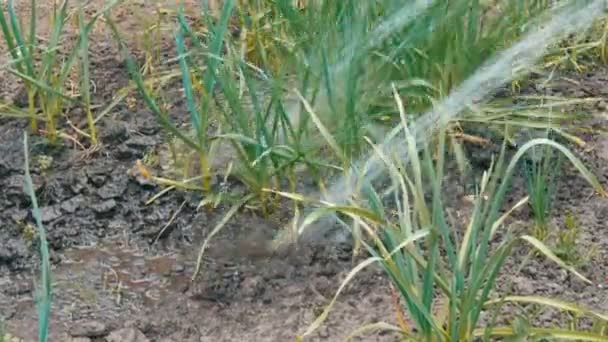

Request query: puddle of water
[
  {"left": 1, "top": 241, "right": 198, "bottom": 340},
  {"left": 61, "top": 241, "right": 191, "bottom": 306}
]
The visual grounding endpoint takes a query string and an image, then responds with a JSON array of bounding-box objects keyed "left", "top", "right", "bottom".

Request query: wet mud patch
[{"left": 0, "top": 113, "right": 399, "bottom": 340}]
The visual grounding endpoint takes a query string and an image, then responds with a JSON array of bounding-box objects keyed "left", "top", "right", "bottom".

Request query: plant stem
[
  {"left": 199, "top": 153, "right": 212, "bottom": 193},
  {"left": 28, "top": 87, "right": 37, "bottom": 133}
]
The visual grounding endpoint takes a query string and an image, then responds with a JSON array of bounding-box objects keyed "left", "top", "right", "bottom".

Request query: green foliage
[
  {"left": 108, "top": 0, "right": 328, "bottom": 211},
  {"left": 264, "top": 0, "right": 554, "bottom": 148},
  {"left": 555, "top": 212, "right": 579, "bottom": 262},
  {"left": 107, "top": 1, "right": 229, "bottom": 194},
  {"left": 108, "top": 0, "right": 570, "bottom": 205},
  {"left": 553, "top": 212, "right": 598, "bottom": 267},
  {"left": 521, "top": 131, "right": 563, "bottom": 240},
  {"left": 0, "top": 0, "right": 121, "bottom": 145},
  {"left": 1, "top": 1, "right": 607, "bottom": 340},
  {"left": 285, "top": 90, "right": 606, "bottom": 341},
  {"left": 22, "top": 133, "right": 52, "bottom": 342}
]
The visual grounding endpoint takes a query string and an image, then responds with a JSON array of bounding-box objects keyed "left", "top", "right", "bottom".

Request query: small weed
[
  {"left": 553, "top": 211, "right": 598, "bottom": 267},
  {"left": 35, "top": 155, "right": 53, "bottom": 173},
  {"left": 0, "top": 332, "right": 22, "bottom": 342},
  {"left": 125, "top": 95, "right": 137, "bottom": 110},
  {"left": 142, "top": 148, "right": 160, "bottom": 168},
  {"left": 102, "top": 269, "right": 124, "bottom": 305},
  {"left": 138, "top": 4, "right": 167, "bottom": 76},
  {"left": 21, "top": 222, "right": 38, "bottom": 246}
]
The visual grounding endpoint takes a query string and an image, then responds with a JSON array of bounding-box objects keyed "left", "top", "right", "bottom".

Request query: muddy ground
[{"left": 1, "top": 2, "right": 608, "bottom": 341}]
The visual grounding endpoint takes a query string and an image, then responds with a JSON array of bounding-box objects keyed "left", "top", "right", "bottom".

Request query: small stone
[
  {"left": 545, "top": 281, "right": 561, "bottom": 293},
  {"left": 2, "top": 304, "right": 16, "bottom": 319},
  {"left": 107, "top": 219, "right": 126, "bottom": 230},
  {"left": 596, "top": 203, "right": 608, "bottom": 221},
  {"left": 61, "top": 195, "right": 85, "bottom": 214},
  {"left": 97, "top": 176, "right": 128, "bottom": 199},
  {"left": 312, "top": 276, "right": 331, "bottom": 296},
  {"left": 39, "top": 205, "right": 62, "bottom": 223},
  {"left": 69, "top": 171, "right": 88, "bottom": 194},
  {"left": 43, "top": 178, "right": 71, "bottom": 201},
  {"left": 6, "top": 174, "right": 42, "bottom": 196},
  {"left": 115, "top": 144, "right": 135, "bottom": 160},
  {"left": 174, "top": 280, "right": 190, "bottom": 294},
  {"left": 86, "top": 165, "right": 112, "bottom": 187},
  {"left": 513, "top": 275, "right": 535, "bottom": 294},
  {"left": 89, "top": 175, "right": 106, "bottom": 187},
  {"left": 138, "top": 120, "right": 159, "bottom": 135},
  {"left": 171, "top": 263, "right": 185, "bottom": 273},
  {"left": 91, "top": 199, "right": 117, "bottom": 214},
  {"left": 69, "top": 320, "right": 108, "bottom": 338},
  {"left": 569, "top": 277, "right": 589, "bottom": 293},
  {"left": 100, "top": 120, "right": 129, "bottom": 144},
  {"left": 0, "top": 159, "right": 10, "bottom": 177},
  {"left": 284, "top": 284, "right": 302, "bottom": 296},
  {"left": 241, "top": 276, "right": 263, "bottom": 297},
  {"left": 105, "top": 327, "right": 149, "bottom": 342}
]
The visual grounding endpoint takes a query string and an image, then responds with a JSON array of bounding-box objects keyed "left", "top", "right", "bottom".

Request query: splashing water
[
  {"left": 334, "top": 0, "right": 437, "bottom": 77},
  {"left": 283, "top": 0, "right": 608, "bottom": 245}
]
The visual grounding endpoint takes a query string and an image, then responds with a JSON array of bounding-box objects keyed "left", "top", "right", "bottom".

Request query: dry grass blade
[
  {"left": 192, "top": 193, "right": 255, "bottom": 280},
  {"left": 298, "top": 257, "right": 381, "bottom": 339},
  {"left": 345, "top": 322, "right": 407, "bottom": 341},
  {"left": 474, "top": 327, "right": 608, "bottom": 341},
  {"left": 153, "top": 200, "right": 187, "bottom": 245},
  {"left": 520, "top": 235, "right": 592, "bottom": 284},
  {"left": 294, "top": 89, "right": 346, "bottom": 164},
  {"left": 298, "top": 229, "right": 430, "bottom": 339},
  {"left": 485, "top": 296, "right": 608, "bottom": 321},
  {"left": 490, "top": 196, "right": 529, "bottom": 238}
]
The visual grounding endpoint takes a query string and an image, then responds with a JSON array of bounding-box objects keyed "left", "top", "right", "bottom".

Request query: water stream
[{"left": 292, "top": 0, "right": 608, "bottom": 244}]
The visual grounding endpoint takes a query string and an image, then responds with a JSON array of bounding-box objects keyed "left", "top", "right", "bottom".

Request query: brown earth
[{"left": 1, "top": 1, "right": 607, "bottom": 341}]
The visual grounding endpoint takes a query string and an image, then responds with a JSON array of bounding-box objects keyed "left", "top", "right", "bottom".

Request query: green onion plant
[
  {"left": 23, "top": 133, "right": 52, "bottom": 342},
  {"left": 108, "top": 0, "right": 330, "bottom": 211},
  {"left": 0, "top": 0, "right": 122, "bottom": 145},
  {"left": 107, "top": 0, "right": 567, "bottom": 200},
  {"left": 521, "top": 130, "right": 563, "bottom": 240},
  {"left": 281, "top": 88, "right": 607, "bottom": 341}
]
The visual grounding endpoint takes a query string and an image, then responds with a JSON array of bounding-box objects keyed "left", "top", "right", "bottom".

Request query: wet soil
[{"left": 1, "top": 2, "right": 608, "bottom": 341}]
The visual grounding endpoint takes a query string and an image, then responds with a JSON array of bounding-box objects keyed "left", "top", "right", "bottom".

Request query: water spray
[{"left": 273, "top": 0, "right": 608, "bottom": 248}]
